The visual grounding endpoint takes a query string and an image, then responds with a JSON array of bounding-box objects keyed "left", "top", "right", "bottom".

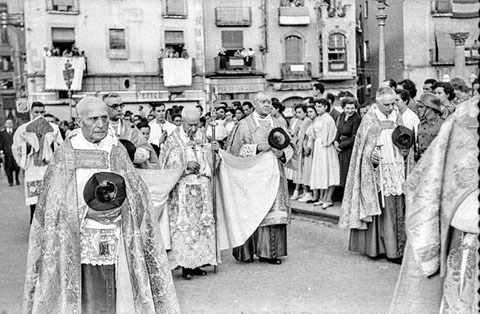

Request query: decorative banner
[{"left": 16, "top": 98, "right": 29, "bottom": 113}]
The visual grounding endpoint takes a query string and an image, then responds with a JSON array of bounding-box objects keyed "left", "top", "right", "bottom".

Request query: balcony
[
  {"left": 465, "top": 47, "right": 480, "bottom": 64},
  {"left": 215, "top": 7, "right": 252, "bottom": 27},
  {"left": 214, "top": 56, "right": 256, "bottom": 74},
  {"left": 278, "top": 7, "right": 310, "bottom": 26},
  {"left": 281, "top": 63, "right": 311, "bottom": 81}
]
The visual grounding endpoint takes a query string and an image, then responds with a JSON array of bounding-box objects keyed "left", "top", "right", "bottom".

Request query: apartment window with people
[
  {"left": 221, "top": 31, "right": 243, "bottom": 56},
  {"left": 165, "top": 31, "right": 185, "bottom": 56},
  {"left": 328, "top": 33, "right": 347, "bottom": 71},
  {"left": 51, "top": 27, "right": 75, "bottom": 55},
  {"left": 51, "top": 0, "right": 75, "bottom": 12}
]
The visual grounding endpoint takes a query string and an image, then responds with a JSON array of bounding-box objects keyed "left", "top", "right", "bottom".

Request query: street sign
[{"left": 16, "top": 98, "right": 29, "bottom": 113}]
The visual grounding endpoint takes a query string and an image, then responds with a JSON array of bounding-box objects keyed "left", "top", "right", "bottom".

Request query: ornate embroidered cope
[{"left": 23, "top": 136, "right": 180, "bottom": 314}]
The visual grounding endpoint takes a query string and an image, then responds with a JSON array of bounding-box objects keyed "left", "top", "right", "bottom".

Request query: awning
[{"left": 45, "top": 56, "right": 86, "bottom": 91}]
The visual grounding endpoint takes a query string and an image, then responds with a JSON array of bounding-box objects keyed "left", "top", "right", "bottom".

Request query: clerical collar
[{"left": 252, "top": 111, "right": 274, "bottom": 128}]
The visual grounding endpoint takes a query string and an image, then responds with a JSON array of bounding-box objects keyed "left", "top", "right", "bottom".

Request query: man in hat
[
  {"left": 158, "top": 107, "right": 219, "bottom": 279},
  {"left": 227, "top": 92, "right": 295, "bottom": 265},
  {"left": 103, "top": 93, "right": 157, "bottom": 168},
  {"left": 340, "top": 87, "right": 410, "bottom": 263},
  {"left": 12, "top": 102, "right": 63, "bottom": 224},
  {"left": 23, "top": 96, "right": 180, "bottom": 313},
  {"left": 416, "top": 93, "right": 444, "bottom": 161}
]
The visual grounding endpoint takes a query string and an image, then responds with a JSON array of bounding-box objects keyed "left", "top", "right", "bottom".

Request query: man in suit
[{"left": 0, "top": 119, "right": 20, "bottom": 186}]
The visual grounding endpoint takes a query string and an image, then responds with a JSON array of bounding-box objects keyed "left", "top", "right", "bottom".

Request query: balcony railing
[
  {"left": 278, "top": 7, "right": 310, "bottom": 25},
  {"left": 281, "top": 62, "right": 311, "bottom": 81},
  {"left": 215, "top": 7, "right": 252, "bottom": 26},
  {"left": 429, "top": 47, "right": 479, "bottom": 65},
  {"left": 214, "top": 56, "right": 256, "bottom": 74}
]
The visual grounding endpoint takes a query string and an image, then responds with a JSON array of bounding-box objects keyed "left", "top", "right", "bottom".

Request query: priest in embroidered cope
[
  {"left": 389, "top": 96, "right": 479, "bottom": 314},
  {"left": 227, "top": 92, "right": 294, "bottom": 265},
  {"left": 158, "top": 107, "right": 219, "bottom": 279},
  {"left": 12, "top": 102, "right": 63, "bottom": 224},
  {"left": 339, "top": 87, "right": 410, "bottom": 262},
  {"left": 23, "top": 97, "right": 180, "bottom": 314}
]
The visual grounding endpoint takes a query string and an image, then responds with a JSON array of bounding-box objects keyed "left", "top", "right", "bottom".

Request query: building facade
[
  {"left": 0, "top": 0, "right": 25, "bottom": 126},
  {"left": 25, "top": 0, "right": 358, "bottom": 120},
  {"left": 403, "top": 0, "right": 479, "bottom": 88},
  {"left": 357, "top": 0, "right": 479, "bottom": 99},
  {"left": 265, "top": 0, "right": 357, "bottom": 109},
  {"left": 24, "top": 0, "right": 206, "bottom": 120}
]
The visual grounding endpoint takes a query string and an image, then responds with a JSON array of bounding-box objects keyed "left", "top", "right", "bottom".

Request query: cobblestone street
[{"left": 0, "top": 177, "right": 403, "bottom": 314}]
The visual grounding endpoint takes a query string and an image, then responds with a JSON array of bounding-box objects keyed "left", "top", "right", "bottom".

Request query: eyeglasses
[{"left": 106, "top": 103, "right": 125, "bottom": 110}]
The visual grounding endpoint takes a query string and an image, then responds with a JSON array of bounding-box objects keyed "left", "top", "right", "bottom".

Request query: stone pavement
[{"left": 291, "top": 199, "right": 342, "bottom": 224}]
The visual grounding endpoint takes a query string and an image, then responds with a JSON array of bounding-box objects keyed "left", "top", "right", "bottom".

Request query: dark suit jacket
[
  {"left": 330, "top": 108, "right": 341, "bottom": 125},
  {"left": 0, "top": 128, "right": 18, "bottom": 167}
]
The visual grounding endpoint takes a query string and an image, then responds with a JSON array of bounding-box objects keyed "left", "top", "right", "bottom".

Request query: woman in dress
[
  {"left": 271, "top": 100, "right": 288, "bottom": 129},
  {"left": 224, "top": 109, "right": 236, "bottom": 136},
  {"left": 302, "top": 104, "right": 318, "bottom": 202},
  {"left": 307, "top": 98, "right": 340, "bottom": 208},
  {"left": 234, "top": 107, "right": 245, "bottom": 122},
  {"left": 334, "top": 97, "right": 362, "bottom": 196},
  {"left": 291, "top": 104, "right": 313, "bottom": 202}
]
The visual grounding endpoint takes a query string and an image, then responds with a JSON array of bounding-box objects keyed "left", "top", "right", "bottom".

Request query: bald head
[
  {"left": 181, "top": 107, "right": 201, "bottom": 137},
  {"left": 76, "top": 96, "right": 108, "bottom": 118},
  {"left": 76, "top": 96, "right": 109, "bottom": 143}
]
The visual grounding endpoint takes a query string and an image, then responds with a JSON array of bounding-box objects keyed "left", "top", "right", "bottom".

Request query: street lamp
[{"left": 63, "top": 60, "right": 75, "bottom": 120}]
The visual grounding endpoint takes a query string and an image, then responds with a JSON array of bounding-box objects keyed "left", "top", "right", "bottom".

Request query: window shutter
[
  {"left": 52, "top": 0, "right": 74, "bottom": 6},
  {"left": 285, "top": 35, "right": 302, "bottom": 63},
  {"left": 165, "top": 31, "right": 184, "bottom": 45},
  {"left": 221, "top": 31, "right": 243, "bottom": 49},
  {"left": 109, "top": 29, "right": 126, "bottom": 50},
  {"left": 166, "top": 0, "right": 185, "bottom": 15},
  {"left": 52, "top": 28, "right": 75, "bottom": 42}
]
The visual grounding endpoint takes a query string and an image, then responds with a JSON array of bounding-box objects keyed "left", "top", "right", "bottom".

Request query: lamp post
[
  {"left": 63, "top": 60, "right": 75, "bottom": 120},
  {"left": 376, "top": 1, "right": 388, "bottom": 85}
]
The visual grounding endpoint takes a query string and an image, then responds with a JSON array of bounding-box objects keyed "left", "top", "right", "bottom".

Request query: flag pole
[{"left": 210, "top": 87, "right": 219, "bottom": 274}]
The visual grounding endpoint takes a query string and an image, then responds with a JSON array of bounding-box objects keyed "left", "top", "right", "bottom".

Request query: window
[
  {"left": 285, "top": 35, "right": 302, "bottom": 63},
  {"left": 52, "top": 0, "right": 74, "bottom": 11},
  {"left": 1, "top": 28, "right": 8, "bottom": 44},
  {"left": 221, "top": 31, "right": 243, "bottom": 55},
  {"left": 1, "top": 56, "right": 11, "bottom": 71},
  {"left": 109, "top": 29, "right": 126, "bottom": 50},
  {"left": 364, "top": 1, "right": 368, "bottom": 19},
  {"left": 433, "top": 0, "right": 451, "bottom": 13},
  {"left": 319, "top": 34, "right": 323, "bottom": 73},
  {"left": 166, "top": 0, "right": 186, "bottom": 16},
  {"left": 363, "top": 40, "right": 370, "bottom": 62},
  {"left": 165, "top": 31, "right": 185, "bottom": 56},
  {"left": 52, "top": 27, "right": 75, "bottom": 55},
  {"left": 281, "top": 0, "right": 305, "bottom": 7},
  {"left": 328, "top": 33, "right": 346, "bottom": 71}
]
